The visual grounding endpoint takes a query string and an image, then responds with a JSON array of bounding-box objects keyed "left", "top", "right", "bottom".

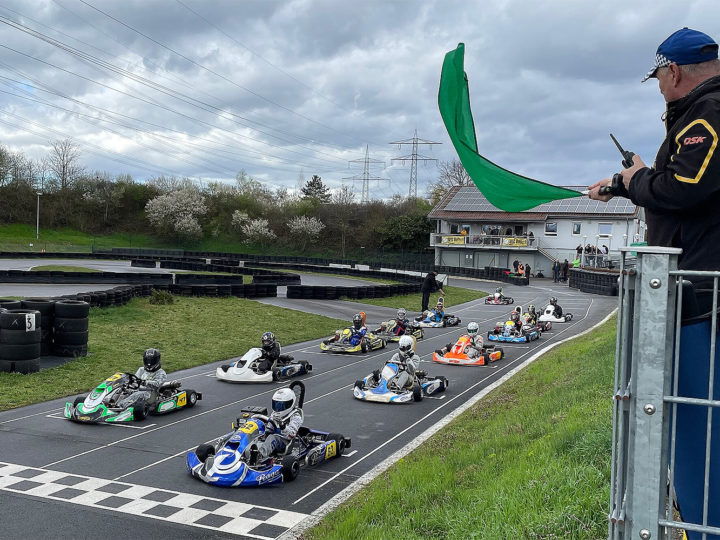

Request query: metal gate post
[{"left": 624, "top": 247, "right": 680, "bottom": 539}]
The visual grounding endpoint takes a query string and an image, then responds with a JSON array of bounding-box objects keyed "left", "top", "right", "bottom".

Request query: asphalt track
[{"left": 0, "top": 272, "right": 617, "bottom": 539}]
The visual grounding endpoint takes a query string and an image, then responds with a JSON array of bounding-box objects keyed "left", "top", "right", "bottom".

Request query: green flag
[{"left": 438, "top": 43, "right": 582, "bottom": 212}]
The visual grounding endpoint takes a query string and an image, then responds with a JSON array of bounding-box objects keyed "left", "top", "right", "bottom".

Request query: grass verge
[
  {"left": 345, "top": 285, "right": 487, "bottom": 310},
  {"left": 304, "top": 316, "right": 616, "bottom": 540},
  {"left": 0, "top": 296, "right": 346, "bottom": 411},
  {"left": 30, "top": 265, "right": 101, "bottom": 272}
]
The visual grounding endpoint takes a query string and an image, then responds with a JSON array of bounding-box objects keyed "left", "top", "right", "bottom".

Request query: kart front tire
[
  {"left": 73, "top": 396, "right": 84, "bottom": 407},
  {"left": 438, "top": 376, "right": 448, "bottom": 392},
  {"left": 508, "top": 298, "right": 514, "bottom": 305},
  {"left": 361, "top": 341, "right": 368, "bottom": 353},
  {"left": 282, "top": 456, "right": 300, "bottom": 482},
  {"left": 327, "top": 433, "right": 347, "bottom": 457},
  {"left": 196, "top": 444, "right": 215, "bottom": 463},
  {"left": 354, "top": 379, "right": 365, "bottom": 390},
  {"left": 412, "top": 384, "right": 423, "bottom": 402},
  {"left": 134, "top": 403, "right": 150, "bottom": 421},
  {"left": 272, "top": 368, "right": 281, "bottom": 381},
  {"left": 187, "top": 390, "right": 198, "bottom": 408}
]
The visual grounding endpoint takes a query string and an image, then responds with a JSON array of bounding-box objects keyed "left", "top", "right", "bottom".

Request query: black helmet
[
  {"left": 353, "top": 314, "right": 363, "bottom": 330},
  {"left": 550, "top": 297, "right": 557, "bottom": 305},
  {"left": 143, "top": 348, "right": 161, "bottom": 372},
  {"left": 262, "top": 331, "right": 275, "bottom": 351},
  {"left": 528, "top": 304, "right": 536, "bottom": 314}
]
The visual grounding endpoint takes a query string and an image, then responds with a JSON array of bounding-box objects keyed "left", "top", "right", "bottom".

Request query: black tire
[
  {"left": 380, "top": 339, "right": 386, "bottom": 349},
  {"left": 0, "top": 300, "right": 22, "bottom": 310},
  {"left": 186, "top": 390, "right": 198, "bottom": 408},
  {"left": 299, "top": 360, "right": 311, "bottom": 372},
  {"left": 508, "top": 298, "right": 514, "bottom": 305},
  {"left": 412, "top": 384, "right": 423, "bottom": 402},
  {"left": 53, "top": 317, "right": 89, "bottom": 332},
  {"left": 566, "top": 313, "right": 573, "bottom": 321},
  {"left": 21, "top": 298, "right": 54, "bottom": 315},
  {"left": 354, "top": 379, "right": 365, "bottom": 390},
  {"left": 272, "top": 368, "right": 280, "bottom": 381},
  {"left": 133, "top": 402, "right": 150, "bottom": 421},
  {"left": 195, "top": 443, "right": 215, "bottom": 463},
  {"left": 438, "top": 376, "right": 448, "bottom": 391},
  {"left": 327, "top": 433, "right": 347, "bottom": 457},
  {"left": 53, "top": 331, "right": 89, "bottom": 345},
  {"left": 0, "top": 328, "right": 41, "bottom": 345},
  {"left": 53, "top": 344, "right": 87, "bottom": 357},
  {"left": 54, "top": 300, "right": 90, "bottom": 318},
  {"left": 0, "top": 310, "right": 41, "bottom": 331},
  {"left": 0, "top": 343, "right": 40, "bottom": 360},
  {"left": 361, "top": 340, "right": 368, "bottom": 353},
  {"left": 282, "top": 455, "right": 300, "bottom": 482},
  {"left": 73, "top": 396, "right": 84, "bottom": 407},
  {"left": 13, "top": 359, "right": 39, "bottom": 374}
]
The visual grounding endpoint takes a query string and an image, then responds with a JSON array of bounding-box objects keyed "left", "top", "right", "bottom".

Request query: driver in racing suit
[
  {"left": 429, "top": 299, "right": 445, "bottom": 322},
  {"left": 347, "top": 314, "right": 367, "bottom": 345},
  {"left": 257, "top": 331, "right": 281, "bottom": 374},
  {"left": 524, "top": 305, "right": 538, "bottom": 326},
  {"left": 493, "top": 287, "right": 504, "bottom": 302},
  {"left": 252, "top": 387, "right": 303, "bottom": 462},
  {"left": 510, "top": 311, "right": 523, "bottom": 335},
  {"left": 386, "top": 336, "right": 420, "bottom": 390},
  {"left": 434, "top": 322, "right": 484, "bottom": 358},
  {"left": 549, "top": 297, "right": 563, "bottom": 318},
  {"left": 375, "top": 308, "right": 411, "bottom": 336},
  {"left": 116, "top": 348, "right": 169, "bottom": 408}
]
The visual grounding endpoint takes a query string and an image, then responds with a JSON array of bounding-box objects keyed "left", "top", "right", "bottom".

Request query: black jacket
[
  {"left": 421, "top": 272, "right": 441, "bottom": 292},
  {"left": 628, "top": 75, "right": 720, "bottom": 271}
]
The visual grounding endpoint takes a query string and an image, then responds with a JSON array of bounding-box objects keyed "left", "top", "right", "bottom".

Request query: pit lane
[{"left": 0, "top": 276, "right": 616, "bottom": 539}]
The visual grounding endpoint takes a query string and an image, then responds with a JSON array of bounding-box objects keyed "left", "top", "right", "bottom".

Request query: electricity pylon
[
  {"left": 389, "top": 130, "right": 442, "bottom": 198},
  {"left": 344, "top": 145, "right": 388, "bottom": 203}
]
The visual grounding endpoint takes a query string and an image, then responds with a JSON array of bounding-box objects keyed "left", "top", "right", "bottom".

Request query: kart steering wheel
[{"left": 125, "top": 372, "right": 142, "bottom": 388}]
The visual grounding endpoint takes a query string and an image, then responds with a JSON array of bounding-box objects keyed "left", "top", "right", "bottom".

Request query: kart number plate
[
  {"left": 177, "top": 392, "right": 187, "bottom": 407},
  {"left": 325, "top": 441, "right": 337, "bottom": 460},
  {"left": 240, "top": 420, "right": 259, "bottom": 434}
]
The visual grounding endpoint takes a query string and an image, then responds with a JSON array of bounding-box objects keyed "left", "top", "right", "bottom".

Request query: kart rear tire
[
  {"left": 196, "top": 444, "right": 215, "bottom": 463},
  {"left": 566, "top": 313, "right": 573, "bottom": 321},
  {"left": 361, "top": 341, "right": 368, "bottom": 353},
  {"left": 327, "top": 433, "right": 346, "bottom": 457},
  {"left": 282, "top": 455, "right": 300, "bottom": 482},
  {"left": 272, "top": 368, "right": 280, "bottom": 381},
  {"left": 438, "top": 376, "right": 448, "bottom": 392},
  {"left": 508, "top": 298, "right": 514, "bottom": 304},
  {"left": 187, "top": 390, "right": 198, "bottom": 408},
  {"left": 412, "top": 384, "right": 423, "bottom": 402}
]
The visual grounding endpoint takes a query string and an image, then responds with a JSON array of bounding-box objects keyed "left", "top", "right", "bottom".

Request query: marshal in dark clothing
[{"left": 421, "top": 270, "right": 445, "bottom": 312}]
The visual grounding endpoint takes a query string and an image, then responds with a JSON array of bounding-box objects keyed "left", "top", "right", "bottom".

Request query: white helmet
[
  {"left": 398, "top": 335, "right": 414, "bottom": 358},
  {"left": 271, "top": 387, "right": 296, "bottom": 421},
  {"left": 397, "top": 308, "right": 406, "bottom": 319},
  {"left": 467, "top": 322, "right": 479, "bottom": 336}
]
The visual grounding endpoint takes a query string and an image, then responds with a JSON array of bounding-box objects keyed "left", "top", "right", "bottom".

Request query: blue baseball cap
[{"left": 642, "top": 27, "right": 719, "bottom": 82}]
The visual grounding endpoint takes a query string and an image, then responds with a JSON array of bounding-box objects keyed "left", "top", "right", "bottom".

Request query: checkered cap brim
[{"left": 642, "top": 53, "right": 672, "bottom": 82}]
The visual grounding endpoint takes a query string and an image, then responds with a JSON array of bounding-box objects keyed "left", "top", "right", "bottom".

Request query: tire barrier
[
  {"left": 0, "top": 299, "right": 22, "bottom": 310},
  {"left": 130, "top": 259, "right": 156, "bottom": 268},
  {"left": 0, "top": 309, "right": 41, "bottom": 373},
  {"left": 53, "top": 300, "right": 89, "bottom": 357},
  {"left": 285, "top": 283, "right": 420, "bottom": 301},
  {"left": 21, "top": 298, "right": 55, "bottom": 356},
  {"left": 569, "top": 268, "right": 619, "bottom": 296}
]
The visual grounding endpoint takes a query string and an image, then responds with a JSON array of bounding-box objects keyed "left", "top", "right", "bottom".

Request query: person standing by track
[{"left": 421, "top": 270, "right": 445, "bottom": 312}]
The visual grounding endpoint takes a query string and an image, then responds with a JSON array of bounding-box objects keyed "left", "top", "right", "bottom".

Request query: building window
[
  {"left": 572, "top": 222, "right": 581, "bottom": 235},
  {"left": 450, "top": 223, "right": 459, "bottom": 234},
  {"left": 461, "top": 224, "right": 470, "bottom": 235},
  {"left": 514, "top": 225, "right": 524, "bottom": 235},
  {"left": 544, "top": 222, "right": 557, "bottom": 236},
  {"left": 598, "top": 223, "right": 613, "bottom": 237}
]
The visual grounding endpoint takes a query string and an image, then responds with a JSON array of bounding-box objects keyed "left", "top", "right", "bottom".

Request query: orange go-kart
[{"left": 432, "top": 335, "right": 504, "bottom": 366}]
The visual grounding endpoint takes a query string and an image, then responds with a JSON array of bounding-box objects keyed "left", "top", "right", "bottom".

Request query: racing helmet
[
  {"left": 397, "top": 308, "right": 407, "bottom": 319},
  {"left": 467, "top": 322, "right": 479, "bottom": 336},
  {"left": 261, "top": 331, "right": 276, "bottom": 351},
  {"left": 398, "top": 335, "right": 414, "bottom": 358},
  {"left": 143, "top": 348, "right": 161, "bottom": 372},
  {"left": 550, "top": 297, "right": 557, "bottom": 305},
  {"left": 352, "top": 314, "right": 363, "bottom": 330},
  {"left": 271, "top": 387, "right": 297, "bottom": 421},
  {"left": 495, "top": 287, "right": 503, "bottom": 294},
  {"left": 528, "top": 304, "right": 536, "bottom": 314},
  {"left": 510, "top": 311, "right": 520, "bottom": 322}
]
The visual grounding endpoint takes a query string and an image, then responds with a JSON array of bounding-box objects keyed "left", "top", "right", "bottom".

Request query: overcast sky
[{"left": 1, "top": 0, "right": 718, "bottom": 199}]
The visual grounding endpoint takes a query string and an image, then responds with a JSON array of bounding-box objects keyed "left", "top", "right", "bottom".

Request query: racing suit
[
  {"left": 256, "top": 409, "right": 303, "bottom": 460},
  {"left": 347, "top": 326, "right": 367, "bottom": 346},
  {"left": 117, "top": 366, "right": 167, "bottom": 409},
  {"left": 429, "top": 309, "right": 445, "bottom": 322},
  {"left": 257, "top": 342, "right": 281, "bottom": 373},
  {"left": 553, "top": 304, "right": 563, "bottom": 318},
  {"left": 387, "top": 351, "right": 419, "bottom": 390},
  {"left": 463, "top": 334, "right": 484, "bottom": 358}
]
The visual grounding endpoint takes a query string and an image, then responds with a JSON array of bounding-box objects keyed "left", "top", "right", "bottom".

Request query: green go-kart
[{"left": 64, "top": 371, "right": 201, "bottom": 423}]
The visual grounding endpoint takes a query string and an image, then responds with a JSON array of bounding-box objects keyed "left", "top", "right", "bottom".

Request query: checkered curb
[{"left": 0, "top": 462, "right": 307, "bottom": 539}]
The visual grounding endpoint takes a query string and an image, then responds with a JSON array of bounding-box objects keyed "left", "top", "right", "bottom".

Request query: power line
[
  {"left": 389, "top": 129, "right": 441, "bottom": 198},
  {"left": 343, "top": 145, "right": 388, "bottom": 203}
]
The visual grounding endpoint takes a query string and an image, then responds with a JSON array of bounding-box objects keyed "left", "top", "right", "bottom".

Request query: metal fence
[{"left": 610, "top": 246, "right": 720, "bottom": 540}]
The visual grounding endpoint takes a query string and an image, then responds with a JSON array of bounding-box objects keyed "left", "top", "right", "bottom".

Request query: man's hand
[
  {"left": 588, "top": 178, "right": 614, "bottom": 201},
  {"left": 621, "top": 154, "right": 646, "bottom": 190}
]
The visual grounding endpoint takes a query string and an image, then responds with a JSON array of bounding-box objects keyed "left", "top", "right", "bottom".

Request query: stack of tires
[
  {"left": 0, "top": 309, "right": 42, "bottom": 373},
  {"left": 21, "top": 298, "right": 55, "bottom": 356},
  {"left": 53, "top": 300, "right": 90, "bottom": 357}
]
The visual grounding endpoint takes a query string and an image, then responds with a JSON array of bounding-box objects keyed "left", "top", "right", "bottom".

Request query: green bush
[{"left": 148, "top": 289, "right": 175, "bottom": 305}]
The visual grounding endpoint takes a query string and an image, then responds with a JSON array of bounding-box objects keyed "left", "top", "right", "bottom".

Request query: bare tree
[
  {"left": 426, "top": 158, "right": 472, "bottom": 204},
  {"left": 47, "top": 139, "right": 84, "bottom": 190}
]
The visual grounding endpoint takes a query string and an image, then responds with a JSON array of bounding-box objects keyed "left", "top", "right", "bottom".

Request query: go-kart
[
  {"left": 414, "top": 310, "right": 461, "bottom": 328},
  {"left": 353, "top": 362, "right": 448, "bottom": 403},
  {"left": 373, "top": 319, "right": 424, "bottom": 342},
  {"left": 320, "top": 328, "right": 385, "bottom": 353},
  {"left": 216, "top": 348, "right": 311, "bottom": 383},
  {"left": 432, "top": 335, "right": 504, "bottom": 366},
  {"left": 186, "top": 382, "right": 350, "bottom": 487},
  {"left": 485, "top": 295, "right": 514, "bottom": 305},
  {"left": 538, "top": 304, "right": 573, "bottom": 323},
  {"left": 515, "top": 306, "right": 552, "bottom": 332},
  {"left": 64, "top": 372, "right": 201, "bottom": 423},
  {"left": 487, "top": 321, "right": 541, "bottom": 343}
]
